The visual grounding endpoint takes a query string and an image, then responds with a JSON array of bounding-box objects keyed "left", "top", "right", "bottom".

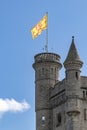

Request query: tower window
[
  {"left": 86, "top": 91, "right": 87, "bottom": 98},
  {"left": 56, "top": 113, "right": 61, "bottom": 127},
  {"left": 84, "top": 109, "right": 87, "bottom": 120},
  {"left": 83, "top": 90, "right": 87, "bottom": 99},
  {"left": 55, "top": 68, "right": 56, "bottom": 73},
  {"left": 42, "top": 116, "right": 45, "bottom": 126},
  {"left": 76, "top": 72, "right": 78, "bottom": 79},
  {"left": 83, "top": 91, "right": 85, "bottom": 98}
]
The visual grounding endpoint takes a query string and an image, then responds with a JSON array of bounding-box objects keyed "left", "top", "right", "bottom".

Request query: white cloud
[{"left": 0, "top": 98, "right": 30, "bottom": 117}]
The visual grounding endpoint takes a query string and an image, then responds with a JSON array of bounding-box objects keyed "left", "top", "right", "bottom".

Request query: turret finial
[{"left": 72, "top": 36, "right": 74, "bottom": 42}]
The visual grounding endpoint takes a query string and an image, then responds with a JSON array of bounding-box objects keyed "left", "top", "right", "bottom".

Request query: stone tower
[
  {"left": 63, "top": 36, "right": 83, "bottom": 130},
  {"left": 33, "top": 37, "right": 87, "bottom": 130},
  {"left": 33, "top": 53, "right": 62, "bottom": 130}
]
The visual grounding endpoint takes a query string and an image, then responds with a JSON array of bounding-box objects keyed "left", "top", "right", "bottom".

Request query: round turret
[
  {"left": 33, "top": 52, "right": 62, "bottom": 130},
  {"left": 64, "top": 36, "right": 83, "bottom": 80}
]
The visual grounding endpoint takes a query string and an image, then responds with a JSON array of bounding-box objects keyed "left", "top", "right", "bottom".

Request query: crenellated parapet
[{"left": 34, "top": 53, "right": 61, "bottom": 63}]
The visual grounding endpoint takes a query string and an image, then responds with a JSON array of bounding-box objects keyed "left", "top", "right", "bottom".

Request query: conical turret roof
[{"left": 64, "top": 36, "right": 83, "bottom": 65}]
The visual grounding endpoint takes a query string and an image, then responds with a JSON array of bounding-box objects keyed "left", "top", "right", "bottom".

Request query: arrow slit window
[{"left": 56, "top": 113, "right": 61, "bottom": 127}]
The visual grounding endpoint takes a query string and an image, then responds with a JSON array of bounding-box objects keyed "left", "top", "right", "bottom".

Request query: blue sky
[{"left": 0, "top": 0, "right": 87, "bottom": 130}]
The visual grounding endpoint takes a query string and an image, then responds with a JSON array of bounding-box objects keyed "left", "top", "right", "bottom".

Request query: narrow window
[
  {"left": 84, "top": 109, "right": 87, "bottom": 120},
  {"left": 83, "top": 91, "right": 85, "bottom": 98},
  {"left": 56, "top": 113, "right": 61, "bottom": 127},
  {"left": 86, "top": 91, "right": 87, "bottom": 98},
  {"left": 76, "top": 72, "right": 78, "bottom": 79},
  {"left": 55, "top": 68, "right": 56, "bottom": 73},
  {"left": 42, "top": 116, "right": 45, "bottom": 126}
]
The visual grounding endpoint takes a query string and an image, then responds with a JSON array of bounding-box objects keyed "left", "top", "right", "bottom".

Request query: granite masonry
[{"left": 33, "top": 37, "right": 87, "bottom": 130}]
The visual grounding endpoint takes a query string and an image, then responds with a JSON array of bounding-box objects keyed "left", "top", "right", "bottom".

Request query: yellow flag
[{"left": 31, "top": 14, "right": 48, "bottom": 39}]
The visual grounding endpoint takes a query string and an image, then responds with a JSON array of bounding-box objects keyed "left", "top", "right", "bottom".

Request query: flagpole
[{"left": 45, "top": 12, "right": 48, "bottom": 53}]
